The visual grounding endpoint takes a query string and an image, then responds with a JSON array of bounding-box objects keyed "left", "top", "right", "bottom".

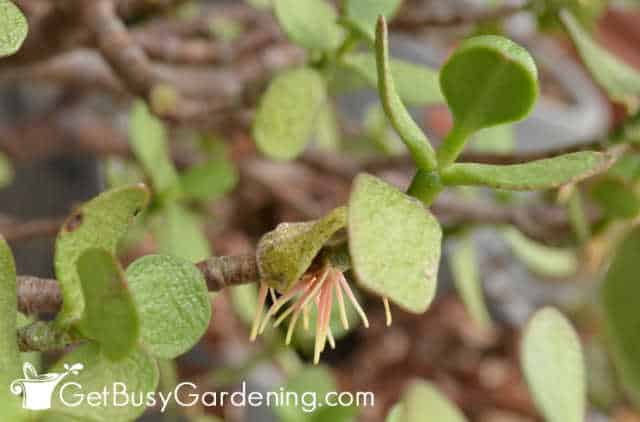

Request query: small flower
[{"left": 250, "top": 263, "right": 392, "bottom": 363}]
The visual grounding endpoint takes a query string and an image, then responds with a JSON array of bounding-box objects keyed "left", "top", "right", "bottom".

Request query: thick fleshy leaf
[
  {"left": 387, "top": 380, "right": 468, "bottom": 422},
  {"left": 561, "top": 10, "right": 640, "bottom": 110},
  {"left": 180, "top": 157, "right": 238, "bottom": 202},
  {"left": 375, "top": 17, "right": 437, "bottom": 171},
  {"left": 348, "top": 174, "right": 441, "bottom": 313},
  {"left": 0, "top": 1, "right": 27, "bottom": 57},
  {"left": 440, "top": 151, "right": 609, "bottom": 190},
  {"left": 77, "top": 248, "right": 139, "bottom": 361},
  {"left": 47, "top": 343, "right": 158, "bottom": 421},
  {"left": 257, "top": 207, "right": 346, "bottom": 292},
  {"left": 0, "top": 151, "right": 13, "bottom": 189},
  {"left": 274, "top": 0, "right": 343, "bottom": 51},
  {"left": 342, "top": 52, "right": 443, "bottom": 105},
  {"left": 439, "top": 35, "right": 538, "bottom": 132},
  {"left": 253, "top": 67, "right": 327, "bottom": 160},
  {"left": 521, "top": 307, "right": 586, "bottom": 422},
  {"left": 448, "top": 235, "right": 492, "bottom": 328},
  {"left": 54, "top": 184, "right": 150, "bottom": 325},
  {"left": 344, "top": 0, "right": 402, "bottom": 41},
  {"left": 129, "top": 100, "right": 180, "bottom": 196},
  {"left": 126, "top": 254, "right": 211, "bottom": 359},
  {"left": 0, "top": 236, "right": 24, "bottom": 420},
  {"left": 601, "top": 226, "right": 640, "bottom": 406},
  {"left": 502, "top": 227, "right": 578, "bottom": 278},
  {"left": 152, "top": 202, "right": 211, "bottom": 263}
]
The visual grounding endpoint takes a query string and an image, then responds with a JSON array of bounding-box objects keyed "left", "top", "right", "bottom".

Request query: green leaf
[
  {"left": 342, "top": 52, "right": 443, "bottom": 105},
  {"left": 502, "top": 227, "right": 578, "bottom": 278},
  {"left": 126, "top": 254, "right": 211, "bottom": 359},
  {"left": 0, "top": 236, "right": 25, "bottom": 420},
  {"left": 257, "top": 207, "right": 346, "bottom": 292},
  {"left": 438, "top": 35, "right": 538, "bottom": 166},
  {"left": 388, "top": 380, "right": 468, "bottom": 422},
  {"left": 253, "top": 67, "right": 327, "bottom": 160},
  {"left": 601, "top": 226, "right": 640, "bottom": 406},
  {"left": 180, "top": 157, "right": 238, "bottom": 202},
  {"left": 344, "top": 0, "right": 402, "bottom": 42},
  {"left": 54, "top": 184, "right": 150, "bottom": 325},
  {"left": 375, "top": 17, "right": 437, "bottom": 171},
  {"left": 77, "top": 248, "right": 139, "bottom": 361},
  {"left": 440, "top": 151, "right": 609, "bottom": 190},
  {"left": 561, "top": 10, "right": 640, "bottom": 111},
  {"left": 448, "top": 235, "right": 492, "bottom": 328},
  {"left": 363, "top": 103, "right": 405, "bottom": 155},
  {"left": 0, "top": 151, "right": 13, "bottom": 189},
  {"left": 47, "top": 343, "right": 158, "bottom": 422},
  {"left": 471, "top": 124, "right": 514, "bottom": 154},
  {"left": 0, "top": 1, "right": 27, "bottom": 57},
  {"left": 521, "top": 307, "right": 586, "bottom": 422},
  {"left": 129, "top": 100, "right": 180, "bottom": 196},
  {"left": 348, "top": 173, "right": 441, "bottom": 313},
  {"left": 315, "top": 101, "right": 340, "bottom": 150},
  {"left": 590, "top": 177, "right": 640, "bottom": 219},
  {"left": 274, "top": 0, "right": 343, "bottom": 51},
  {"left": 152, "top": 202, "right": 211, "bottom": 263}
]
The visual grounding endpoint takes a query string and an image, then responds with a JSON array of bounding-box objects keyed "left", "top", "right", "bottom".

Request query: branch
[{"left": 0, "top": 216, "right": 64, "bottom": 242}]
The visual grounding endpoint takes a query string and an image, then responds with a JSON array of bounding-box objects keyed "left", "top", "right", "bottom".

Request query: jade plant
[{"left": 2, "top": 0, "right": 640, "bottom": 421}]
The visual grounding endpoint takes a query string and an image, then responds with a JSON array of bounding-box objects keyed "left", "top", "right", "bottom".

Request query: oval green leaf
[
  {"left": 387, "top": 380, "right": 468, "bottom": 422},
  {"left": 47, "top": 343, "right": 158, "bottom": 422},
  {"left": 125, "top": 254, "right": 211, "bottom": 359},
  {"left": 54, "top": 184, "right": 150, "bottom": 325},
  {"left": 274, "top": 0, "right": 343, "bottom": 51},
  {"left": 348, "top": 173, "right": 441, "bottom": 313},
  {"left": 343, "top": 52, "right": 443, "bottom": 105},
  {"left": 257, "top": 207, "right": 346, "bottom": 292},
  {"left": 439, "top": 34, "right": 538, "bottom": 133},
  {"left": 0, "top": 1, "right": 27, "bottom": 57},
  {"left": 521, "top": 307, "right": 586, "bottom": 422},
  {"left": 180, "top": 157, "right": 238, "bottom": 202},
  {"left": 561, "top": 10, "right": 640, "bottom": 111},
  {"left": 375, "top": 17, "right": 437, "bottom": 171},
  {"left": 77, "top": 248, "right": 139, "bottom": 361},
  {"left": 440, "top": 151, "right": 610, "bottom": 190},
  {"left": 253, "top": 67, "right": 327, "bottom": 160},
  {"left": 601, "top": 226, "right": 640, "bottom": 406},
  {"left": 344, "top": 0, "right": 402, "bottom": 42}
]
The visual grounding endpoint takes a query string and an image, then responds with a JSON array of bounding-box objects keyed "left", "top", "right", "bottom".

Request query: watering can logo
[{"left": 9, "top": 362, "right": 83, "bottom": 410}]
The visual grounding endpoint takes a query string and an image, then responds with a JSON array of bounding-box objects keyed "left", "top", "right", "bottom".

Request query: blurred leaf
[
  {"left": 387, "top": 380, "right": 468, "bottom": 422},
  {"left": 348, "top": 173, "right": 441, "bottom": 313},
  {"left": 129, "top": 100, "right": 180, "bottom": 197},
  {"left": 502, "top": 227, "right": 578, "bottom": 278},
  {"left": 534, "top": 0, "right": 605, "bottom": 30},
  {"left": 230, "top": 284, "right": 261, "bottom": 326},
  {"left": 126, "top": 254, "right": 211, "bottom": 359},
  {"left": 55, "top": 184, "right": 149, "bottom": 325},
  {"left": 274, "top": 0, "right": 343, "bottom": 51},
  {"left": 0, "top": 236, "right": 25, "bottom": 420},
  {"left": 0, "top": 151, "right": 13, "bottom": 189},
  {"left": 247, "top": 0, "right": 271, "bottom": 9},
  {"left": 343, "top": 52, "right": 443, "bottom": 105},
  {"left": 374, "top": 17, "right": 437, "bottom": 171},
  {"left": 363, "top": 103, "right": 404, "bottom": 155},
  {"left": 608, "top": 154, "right": 640, "bottom": 183},
  {"left": 441, "top": 151, "right": 609, "bottom": 190},
  {"left": 586, "top": 338, "right": 622, "bottom": 410},
  {"left": 471, "top": 124, "right": 514, "bottom": 154},
  {"left": 47, "top": 343, "right": 158, "bottom": 422},
  {"left": 0, "top": 1, "right": 27, "bottom": 57},
  {"left": 590, "top": 177, "right": 640, "bottom": 219},
  {"left": 181, "top": 157, "right": 238, "bottom": 202},
  {"left": 77, "top": 248, "right": 139, "bottom": 361},
  {"left": 344, "top": 0, "right": 402, "bottom": 41},
  {"left": 601, "top": 226, "right": 640, "bottom": 406},
  {"left": 257, "top": 207, "right": 346, "bottom": 292},
  {"left": 253, "top": 67, "right": 327, "bottom": 160},
  {"left": 438, "top": 35, "right": 537, "bottom": 165},
  {"left": 104, "top": 158, "right": 145, "bottom": 189},
  {"left": 448, "top": 235, "right": 492, "bottom": 327},
  {"left": 521, "top": 307, "right": 586, "bottom": 422},
  {"left": 153, "top": 203, "right": 211, "bottom": 263},
  {"left": 315, "top": 101, "right": 340, "bottom": 150},
  {"left": 568, "top": 189, "right": 591, "bottom": 242},
  {"left": 561, "top": 10, "right": 640, "bottom": 111}
]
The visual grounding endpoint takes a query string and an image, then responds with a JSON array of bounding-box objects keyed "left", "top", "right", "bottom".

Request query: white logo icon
[{"left": 9, "top": 362, "right": 83, "bottom": 410}]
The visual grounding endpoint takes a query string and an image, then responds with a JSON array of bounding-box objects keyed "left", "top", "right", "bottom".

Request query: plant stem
[
  {"left": 407, "top": 169, "right": 443, "bottom": 207},
  {"left": 437, "top": 124, "right": 472, "bottom": 168}
]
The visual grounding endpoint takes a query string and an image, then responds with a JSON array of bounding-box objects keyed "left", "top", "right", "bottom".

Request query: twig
[{"left": 0, "top": 216, "right": 64, "bottom": 242}]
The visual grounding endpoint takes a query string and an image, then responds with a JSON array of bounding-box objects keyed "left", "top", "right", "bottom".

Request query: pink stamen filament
[
  {"left": 258, "top": 279, "right": 310, "bottom": 334},
  {"left": 337, "top": 273, "right": 370, "bottom": 328}
]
